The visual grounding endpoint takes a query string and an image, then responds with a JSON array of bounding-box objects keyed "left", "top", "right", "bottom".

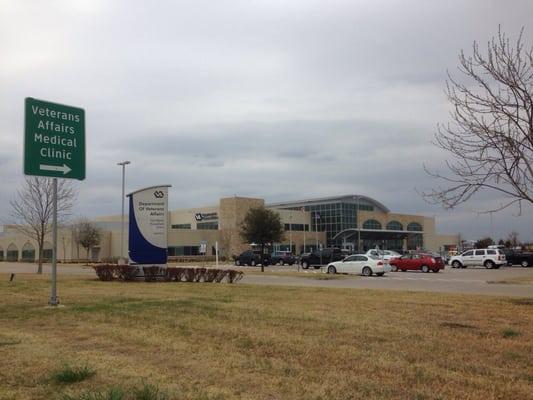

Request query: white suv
[{"left": 449, "top": 249, "right": 506, "bottom": 269}]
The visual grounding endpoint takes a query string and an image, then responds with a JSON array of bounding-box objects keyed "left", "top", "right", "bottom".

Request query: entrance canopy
[{"left": 333, "top": 228, "right": 421, "bottom": 241}]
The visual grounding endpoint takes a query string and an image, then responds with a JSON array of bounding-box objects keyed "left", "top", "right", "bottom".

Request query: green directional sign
[{"left": 24, "top": 97, "right": 85, "bottom": 180}]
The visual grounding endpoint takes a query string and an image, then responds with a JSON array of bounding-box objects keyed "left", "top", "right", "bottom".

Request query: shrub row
[{"left": 92, "top": 265, "right": 243, "bottom": 283}]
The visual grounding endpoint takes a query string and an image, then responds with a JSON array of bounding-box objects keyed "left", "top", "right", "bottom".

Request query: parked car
[
  {"left": 326, "top": 254, "right": 390, "bottom": 276},
  {"left": 365, "top": 249, "right": 401, "bottom": 261},
  {"left": 300, "top": 248, "right": 345, "bottom": 269},
  {"left": 502, "top": 250, "right": 533, "bottom": 267},
  {"left": 234, "top": 250, "right": 270, "bottom": 267},
  {"left": 270, "top": 251, "right": 296, "bottom": 265},
  {"left": 449, "top": 248, "right": 506, "bottom": 269},
  {"left": 389, "top": 253, "right": 444, "bottom": 273}
]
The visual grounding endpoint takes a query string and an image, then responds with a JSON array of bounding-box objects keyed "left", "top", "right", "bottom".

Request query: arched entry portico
[{"left": 332, "top": 229, "right": 412, "bottom": 252}]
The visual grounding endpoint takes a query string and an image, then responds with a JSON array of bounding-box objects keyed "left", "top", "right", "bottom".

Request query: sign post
[{"left": 24, "top": 98, "right": 85, "bottom": 306}]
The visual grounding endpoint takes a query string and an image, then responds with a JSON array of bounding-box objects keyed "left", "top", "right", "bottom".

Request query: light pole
[
  {"left": 117, "top": 161, "right": 130, "bottom": 264},
  {"left": 302, "top": 207, "right": 306, "bottom": 254},
  {"left": 354, "top": 196, "right": 361, "bottom": 253},
  {"left": 289, "top": 214, "right": 292, "bottom": 253}
]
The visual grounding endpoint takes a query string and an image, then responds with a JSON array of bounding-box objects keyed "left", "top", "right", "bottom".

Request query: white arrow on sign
[{"left": 39, "top": 164, "right": 72, "bottom": 175}]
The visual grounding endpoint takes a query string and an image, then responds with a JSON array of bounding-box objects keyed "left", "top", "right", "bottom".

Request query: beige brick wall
[{"left": 219, "top": 197, "right": 265, "bottom": 256}]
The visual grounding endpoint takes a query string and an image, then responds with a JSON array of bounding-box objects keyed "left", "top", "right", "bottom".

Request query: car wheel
[
  {"left": 301, "top": 261, "right": 309, "bottom": 269},
  {"left": 376, "top": 272, "right": 384, "bottom": 277},
  {"left": 484, "top": 260, "right": 494, "bottom": 269},
  {"left": 452, "top": 261, "right": 462, "bottom": 269},
  {"left": 235, "top": 259, "right": 241, "bottom": 266},
  {"left": 421, "top": 265, "right": 429, "bottom": 273},
  {"left": 521, "top": 260, "right": 529, "bottom": 267},
  {"left": 362, "top": 267, "right": 372, "bottom": 277},
  {"left": 390, "top": 265, "right": 398, "bottom": 272},
  {"left": 400, "top": 269, "right": 406, "bottom": 272},
  {"left": 251, "top": 260, "right": 256, "bottom": 267},
  {"left": 432, "top": 268, "right": 440, "bottom": 273},
  {"left": 327, "top": 265, "right": 336, "bottom": 274}
]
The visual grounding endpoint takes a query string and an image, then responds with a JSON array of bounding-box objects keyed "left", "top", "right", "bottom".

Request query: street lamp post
[
  {"left": 289, "top": 214, "right": 292, "bottom": 253},
  {"left": 117, "top": 161, "right": 130, "bottom": 264},
  {"left": 354, "top": 196, "right": 361, "bottom": 253}
]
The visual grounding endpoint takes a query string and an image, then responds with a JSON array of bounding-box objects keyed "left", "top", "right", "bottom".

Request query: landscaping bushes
[{"left": 93, "top": 265, "right": 243, "bottom": 284}]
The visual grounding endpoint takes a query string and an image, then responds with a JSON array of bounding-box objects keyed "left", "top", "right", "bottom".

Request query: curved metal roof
[{"left": 267, "top": 194, "right": 390, "bottom": 213}]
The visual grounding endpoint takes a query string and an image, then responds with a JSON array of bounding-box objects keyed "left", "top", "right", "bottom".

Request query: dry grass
[{"left": 0, "top": 273, "right": 532, "bottom": 400}]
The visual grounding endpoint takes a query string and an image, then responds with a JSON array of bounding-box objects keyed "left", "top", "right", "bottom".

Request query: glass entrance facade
[{"left": 269, "top": 195, "right": 425, "bottom": 252}]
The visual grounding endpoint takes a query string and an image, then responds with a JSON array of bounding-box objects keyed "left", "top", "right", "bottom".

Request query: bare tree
[
  {"left": 507, "top": 231, "right": 520, "bottom": 248},
  {"left": 75, "top": 218, "right": 102, "bottom": 263},
  {"left": 423, "top": 27, "right": 533, "bottom": 213},
  {"left": 7, "top": 177, "right": 77, "bottom": 273},
  {"left": 70, "top": 219, "right": 83, "bottom": 261}
]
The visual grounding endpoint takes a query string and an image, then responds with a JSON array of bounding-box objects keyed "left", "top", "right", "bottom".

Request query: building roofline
[{"left": 266, "top": 194, "right": 390, "bottom": 213}]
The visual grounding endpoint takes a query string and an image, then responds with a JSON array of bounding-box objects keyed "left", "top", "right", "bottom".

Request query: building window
[
  {"left": 197, "top": 221, "right": 218, "bottom": 230},
  {"left": 21, "top": 249, "right": 35, "bottom": 262},
  {"left": 43, "top": 249, "right": 53, "bottom": 261},
  {"left": 168, "top": 246, "right": 200, "bottom": 256},
  {"left": 386, "top": 221, "right": 403, "bottom": 231},
  {"left": 407, "top": 233, "right": 423, "bottom": 250},
  {"left": 284, "top": 223, "right": 308, "bottom": 232},
  {"left": 407, "top": 222, "right": 423, "bottom": 231},
  {"left": 172, "top": 223, "right": 191, "bottom": 229},
  {"left": 0, "top": 250, "right": 4, "bottom": 261},
  {"left": 363, "top": 219, "right": 382, "bottom": 230}
]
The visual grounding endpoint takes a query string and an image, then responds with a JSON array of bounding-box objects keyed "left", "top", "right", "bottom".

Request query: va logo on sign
[{"left": 154, "top": 190, "right": 164, "bottom": 198}]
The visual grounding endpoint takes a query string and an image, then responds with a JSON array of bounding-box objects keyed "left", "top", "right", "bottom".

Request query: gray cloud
[{"left": 1, "top": 0, "right": 532, "bottom": 241}]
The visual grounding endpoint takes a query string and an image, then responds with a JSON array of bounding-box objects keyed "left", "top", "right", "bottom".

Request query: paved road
[
  {"left": 1, "top": 262, "right": 532, "bottom": 297},
  {"left": 242, "top": 268, "right": 533, "bottom": 297}
]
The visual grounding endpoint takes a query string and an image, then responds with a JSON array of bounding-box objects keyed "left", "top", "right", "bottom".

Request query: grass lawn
[{"left": 0, "top": 274, "right": 532, "bottom": 400}]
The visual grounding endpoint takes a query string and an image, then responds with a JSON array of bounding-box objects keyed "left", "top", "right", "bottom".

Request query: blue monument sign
[{"left": 128, "top": 185, "right": 171, "bottom": 265}]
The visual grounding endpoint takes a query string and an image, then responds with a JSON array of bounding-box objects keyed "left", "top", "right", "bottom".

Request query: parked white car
[
  {"left": 326, "top": 254, "right": 391, "bottom": 276},
  {"left": 365, "top": 249, "right": 401, "bottom": 261},
  {"left": 449, "top": 248, "right": 506, "bottom": 269}
]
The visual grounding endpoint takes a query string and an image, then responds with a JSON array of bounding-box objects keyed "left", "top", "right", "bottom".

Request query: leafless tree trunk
[
  {"left": 5, "top": 177, "right": 76, "bottom": 273},
  {"left": 423, "top": 27, "right": 533, "bottom": 213},
  {"left": 72, "top": 217, "right": 102, "bottom": 265},
  {"left": 507, "top": 231, "right": 520, "bottom": 247}
]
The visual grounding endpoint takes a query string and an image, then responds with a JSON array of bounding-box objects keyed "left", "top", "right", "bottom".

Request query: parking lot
[
  {"left": 239, "top": 263, "right": 533, "bottom": 297},
  {"left": 1, "top": 262, "right": 532, "bottom": 297}
]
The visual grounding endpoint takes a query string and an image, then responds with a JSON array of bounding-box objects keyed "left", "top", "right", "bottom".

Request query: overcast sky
[{"left": 1, "top": 0, "right": 532, "bottom": 242}]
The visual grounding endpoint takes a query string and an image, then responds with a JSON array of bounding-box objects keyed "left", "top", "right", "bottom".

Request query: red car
[{"left": 389, "top": 253, "right": 444, "bottom": 273}]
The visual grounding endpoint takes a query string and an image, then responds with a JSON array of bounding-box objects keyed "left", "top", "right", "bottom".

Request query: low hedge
[{"left": 93, "top": 265, "right": 243, "bottom": 283}]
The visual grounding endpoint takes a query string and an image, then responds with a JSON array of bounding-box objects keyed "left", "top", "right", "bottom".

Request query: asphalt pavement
[{"left": 1, "top": 262, "right": 532, "bottom": 297}]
